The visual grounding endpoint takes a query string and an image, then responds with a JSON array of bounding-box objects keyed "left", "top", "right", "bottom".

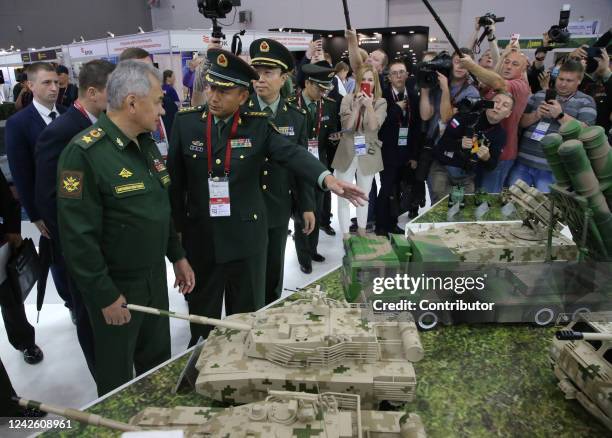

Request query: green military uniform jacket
[
  {"left": 168, "top": 105, "right": 329, "bottom": 264},
  {"left": 245, "top": 95, "right": 315, "bottom": 227},
  {"left": 287, "top": 93, "right": 338, "bottom": 168},
  {"left": 56, "top": 113, "right": 185, "bottom": 310}
]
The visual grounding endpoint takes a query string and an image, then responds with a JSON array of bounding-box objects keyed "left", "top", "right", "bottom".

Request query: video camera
[
  {"left": 478, "top": 12, "right": 505, "bottom": 28},
  {"left": 196, "top": 0, "right": 240, "bottom": 39},
  {"left": 547, "top": 4, "right": 571, "bottom": 44},
  {"left": 457, "top": 97, "right": 495, "bottom": 115},
  {"left": 415, "top": 52, "right": 452, "bottom": 89},
  {"left": 584, "top": 30, "right": 612, "bottom": 75}
]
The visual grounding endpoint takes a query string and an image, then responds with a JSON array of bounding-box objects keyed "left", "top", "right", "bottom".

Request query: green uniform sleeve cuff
[
  {"left": 318, "top": 171, "right": 332, "bottom": 191},
  {"left": 166, "top": 243, "right": 186, "bottom": 263},
  {"left": 86, "top": 285, "right": 121, "bottom": 310}
]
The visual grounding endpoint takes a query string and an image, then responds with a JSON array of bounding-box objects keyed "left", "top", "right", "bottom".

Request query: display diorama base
[{"left": 37, "top": 268, "right": 608, "bottom": 438}]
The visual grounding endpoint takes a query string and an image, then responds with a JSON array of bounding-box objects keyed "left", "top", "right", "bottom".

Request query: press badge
[
  {"left": 208, "top": 177, "right": 231, "bottom": 217},
  {"left": 398, "top": 127, "right": 409, "bottom": 146},
  {"left": 354, "top": 135, "right": 367, "bottom": 156},
  {"left": 308, "top": 139, "right": 319, "bottom": 159},
  {"left": 531, "top": 121, "right": 551, "bottom": 141}
]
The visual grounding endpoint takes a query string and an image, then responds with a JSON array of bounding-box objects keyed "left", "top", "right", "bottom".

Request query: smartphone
[
  {"left": 312, "top": 34, "right": 322, "bottom": 42},
  {"left": 545, "top": 89, "right": 557, "bottom": 102},
  {"left": 360, "top": 82, "right": 372, "bottom": 97},
  {"left": 510, "top": 33, "right": 520, "bottom": 44}
]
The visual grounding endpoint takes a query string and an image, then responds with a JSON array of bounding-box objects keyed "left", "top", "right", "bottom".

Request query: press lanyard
[
  {"left": 206, "top": 111, "right": 240, "bottom": 177},
  {"left": 73, "top": 100, "right": 91, "bottom": 122}
]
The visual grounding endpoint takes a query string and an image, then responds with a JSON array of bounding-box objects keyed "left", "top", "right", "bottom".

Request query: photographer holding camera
[
  {"left": 428, "top": 92, "right": 513, "bottom": 203},
  {"left": 468, "top": 15, "right": 502, "bottom": 70},
  {"left": 509, "top": 59, "right": 597, "bottom": 192},
  {"left": 457, "top": 47, "right": 531, "bottom": 193},
  {"left": 419, "top": 48, "right": 480, "bottom": 146}
]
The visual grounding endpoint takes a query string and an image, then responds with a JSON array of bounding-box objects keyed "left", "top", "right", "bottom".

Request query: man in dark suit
[
  {"left": 0, "top": 167, "right": 43, "bottom": 365},
  {"left": 34, "top": 60, "right": 115, "bottom": 375},
  {"left": 56, "top": 65, "right": 78, "bottom": 108},
  {"left": 5, "top": 62, "right": 72, "bottom": 314},
  {"left": 376, "top": 61, "right": 424, "bottom": 235}
]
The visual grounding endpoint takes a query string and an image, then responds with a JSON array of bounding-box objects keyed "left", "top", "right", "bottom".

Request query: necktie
[
  {"left": 308, "top": 102, "right": 316, "bottom": 119},
  {"left": 216, "top": 120, "right": 226, "bottom": 140},
  {"left": 49, "top": 111, "right": 57, "bottom": 121},
  {"left": 263, "top": 106, "right": 273, "bottom": 116}
]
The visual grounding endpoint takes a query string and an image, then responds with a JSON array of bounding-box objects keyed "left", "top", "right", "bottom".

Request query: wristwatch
[{"left": 556, "top": 112, "right": 565, "bottom": 120}]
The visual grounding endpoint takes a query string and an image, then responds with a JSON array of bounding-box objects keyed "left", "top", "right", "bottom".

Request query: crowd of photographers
[{"left": 392, "top": 14, "right": 610, "bottom": 213}]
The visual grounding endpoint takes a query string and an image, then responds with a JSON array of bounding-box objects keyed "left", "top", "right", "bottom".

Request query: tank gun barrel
[
  {"left": 14, "top": 398, "right": 141, "bottom": 432},
  {"left": 555, "top": 330, "right": 612, "bottom": 341},
  {"left": 123, "top": 304, "right": 252, "bottom": 331}
]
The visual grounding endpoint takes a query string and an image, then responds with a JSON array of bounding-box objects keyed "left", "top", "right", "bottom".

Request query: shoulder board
[
  {"left": 178, "top": 105, "right": 204, "bottom": 115},
  {"left": 323, "top": 96, "right": 336, "bottom": 103},
  {"left": 243, "top": 111, "right": 270, "bottom": 117},
  {"left": 286, "top": 96, "right": 297, "bottom": 102},
  {"left": 285, "top": 101, "right": 306, "bottom": 115},
  {"left": 75, "top": 128, "right": 106, "bottom": 150}
]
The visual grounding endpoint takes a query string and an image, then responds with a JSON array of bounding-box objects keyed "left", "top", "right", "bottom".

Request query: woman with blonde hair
[{"left": 332, "top": 64, "right": 387, "bottom": 239}]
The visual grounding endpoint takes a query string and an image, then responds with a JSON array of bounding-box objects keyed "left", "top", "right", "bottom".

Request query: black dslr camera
[
  {"left": 415, "top": 52, "right": 452, "bottom": 89},
  {"left": 197, "top": 0, "right": 235, "bottom": 18},
  {"left": 478, "top": 12, "right": 505, "bottom": 28},
  {"left": 547, "top": 5, "right": 571, "bottom": 44}
]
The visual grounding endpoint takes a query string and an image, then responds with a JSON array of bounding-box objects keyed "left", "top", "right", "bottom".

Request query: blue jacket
[
  {"left": 5, "top": 103, "right": 66, "bottom": 222},
  {"left": 35, "top": 105, "right": 91, "bottom": 241}
]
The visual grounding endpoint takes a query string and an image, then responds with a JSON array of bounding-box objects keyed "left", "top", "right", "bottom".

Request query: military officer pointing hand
[
  {"left": 168, "top": 49, "right": 367, "bottom": 345},
  {"left": 57, "top": 61, "right": 195, "bottom": 395}
]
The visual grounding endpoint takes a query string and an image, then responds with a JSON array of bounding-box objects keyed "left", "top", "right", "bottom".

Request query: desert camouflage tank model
[
  {"left": 549, "top": 312, "right": 612, "bottom": 431},
  {"left": 17, "top": 392, "right": 427, "bottom": 437},
  {"left": 128, "top": 287, "right": 424, "bottom": 409}
]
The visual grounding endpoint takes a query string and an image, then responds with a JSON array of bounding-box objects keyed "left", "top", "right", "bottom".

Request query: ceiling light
[
  {"left": 328, "top": 34, "right": 333, "bottom": 38},
  {"left": 391, "top": 31, "right": 397, "bottom": 35},
  {"left": 409, "top": 30, "right": 415, "bottom": 34}
]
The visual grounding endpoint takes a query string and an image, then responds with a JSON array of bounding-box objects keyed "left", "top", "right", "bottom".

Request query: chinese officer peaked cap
[
  {"left": 250, "top": 38, "right": 295, "bottom": 72},
  {"left": 302, "top": 62, "right": 335, "bottom": 90},
  {"left": 205, "top": 48, "right": 259, "bottom": 88}
]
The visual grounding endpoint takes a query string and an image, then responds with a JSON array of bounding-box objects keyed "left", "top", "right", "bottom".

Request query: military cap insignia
[
  {"left": 217, "top": 53, "right": 228, "bottom": 68},
  {"left": 260, "top": 41, "right": 270, "bottom": 52},
  {"left": 58, "top": 170, "right": 83, "bottom": 199},
  {"left": 119, "top": 168, "right": 133, "bottom": 178}
]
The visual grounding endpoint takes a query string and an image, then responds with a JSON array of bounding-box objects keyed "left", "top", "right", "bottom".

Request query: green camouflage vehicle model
[
  {"left": 341, "top": 182, "right": 591, "bottom": 330},
  {"left": 127, "top": 287, "right": 425, "bottom": 409},
  {"left": 18, "top": 391, "right": 427, "bottom": 437},
  {"left": 549, "top": 312, "right": 612, "bottom": 431}
]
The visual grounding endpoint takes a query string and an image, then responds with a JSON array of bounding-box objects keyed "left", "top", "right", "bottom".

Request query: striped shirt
[{"left": 517, "top": 90, "right": 596, "bottom": 170}]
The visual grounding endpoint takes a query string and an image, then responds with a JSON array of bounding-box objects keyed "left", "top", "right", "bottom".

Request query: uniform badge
[
  {"left": 277, "top": 126, "right": 295, "bottom": 136},
  {"left": 321, "top": 115, "right": 330, "bottom": 122},
  {"left": 153, "top": 158, "right": 166, "bottom": 173},
  {"left": 59, "top": 171, "right": 83, "bottom": 199},
  {"left": 81, "top": 135, "right": 92, "bottom": 144},
  {"left": 328, "top": 72, "right": 335, "bottom": 78},
  {"left": 260, "top": 41, "right": 270, "bottom": 52},
  {"left": 248, "top": 100, "right": 254, "bottom": 108},
  {"left": 116, "top": 138, "right": 124, "bottom": 147},
  {"left": 190, "top": 140, "right": 204, "bottom": 153},
  {"left": 230, "top": 138, "right": 252, "bottom": 148},
  {"left": 114, "top": 182, "right": 145, "bottom": 195},
  {"left": 118, "top": 168, "right": 133, "bottom": 178},
  {"left": 90, "top": 129, "right": 101, "bottom": 138},
  {"left": 217, "top": 53, "right": 228, "bottom": 68}
]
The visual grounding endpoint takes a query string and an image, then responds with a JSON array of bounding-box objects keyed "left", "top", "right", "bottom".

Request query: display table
[{"left": 35, "top": 267, "right": 608, "bottom": 438}]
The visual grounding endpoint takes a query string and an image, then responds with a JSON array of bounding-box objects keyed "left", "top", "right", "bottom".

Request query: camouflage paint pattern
[
  {"left": 413, "top": 193, "right": 522, "bottom": 224},
  {"left": 38, "top": 269, "right": 610, "bottom": 438},
  {"left": 550, "top": 312, "right": 612, "bottom": 431},
  {"left": 194, "top": 290, "right": 423, "bottom": 408}
]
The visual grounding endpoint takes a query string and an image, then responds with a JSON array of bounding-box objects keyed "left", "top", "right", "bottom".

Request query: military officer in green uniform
[
  {"left": 289, "top": 63, "right": 339, "bottom": 274},
  {"left": 57, "top": 60, "right": 195, "bottom": 396},
  {"left": 168, "top": 49, "right": 367, "bottom": 345},
  {"left": 247, "top": 38, "right": 315, "bottom": 304}
]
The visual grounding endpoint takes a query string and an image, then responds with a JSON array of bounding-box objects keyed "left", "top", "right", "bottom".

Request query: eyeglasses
[{"left": 389, "top": 71, "right": 407, "bottom": 77}]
